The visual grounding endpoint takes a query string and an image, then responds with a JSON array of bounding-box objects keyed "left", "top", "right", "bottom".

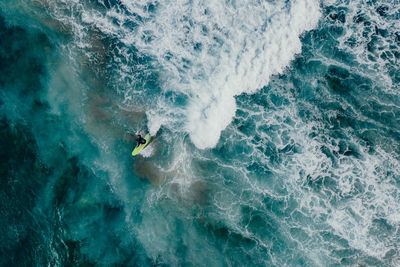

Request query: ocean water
[{"left": 1, "top": 0, "right": 400, "bottom": 266}]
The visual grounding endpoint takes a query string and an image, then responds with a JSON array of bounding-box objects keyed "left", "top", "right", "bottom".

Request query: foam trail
[{"left": 76, "top": 0, "right": 321, "bottom": 148}]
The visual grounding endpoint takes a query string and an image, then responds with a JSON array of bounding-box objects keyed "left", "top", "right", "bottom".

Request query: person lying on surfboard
[
  {"left": 132, "top": 133, "right": 151, "bottom": 156},
  {"left": 136, "top": 134, "right": 146, "bottom": 145}
]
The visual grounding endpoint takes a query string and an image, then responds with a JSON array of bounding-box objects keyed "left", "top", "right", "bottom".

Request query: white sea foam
[
  {"left": 325, "top": 0, "right": 400, "bottom": 94},
  {"left": 140, "top": 142, "right": 154, "bottom": 157},
  {"left": 16, "top": 1, "right": 400, "bottom": 264},
  {"left": 140, "top": 0, "right": 321, "bottom": 148},
  {"left": 279, "top": 108, "right": 400, "bottom": 260},
  {"left": 60, "top": 0, "right": 321, "bottom": 148},
  {"left": 205, "top": 76, "right": 400, "bottom": 264}
]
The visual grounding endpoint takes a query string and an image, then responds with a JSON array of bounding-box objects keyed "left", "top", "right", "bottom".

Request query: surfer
[
  {"left": 132, "top": 133, "right": 151, "bottom": 156},
  {"left": 136, "top": 134, "right": 146, "bottom": 145}
]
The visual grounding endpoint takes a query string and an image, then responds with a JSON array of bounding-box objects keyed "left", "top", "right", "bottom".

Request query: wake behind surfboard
[{"left": 132, "top": 134, "right": 151, "bottom": 156}]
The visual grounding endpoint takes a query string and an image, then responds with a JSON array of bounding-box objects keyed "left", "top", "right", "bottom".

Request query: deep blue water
[{"left": 1, "top": 0, "right": 400, "bottom": 266}]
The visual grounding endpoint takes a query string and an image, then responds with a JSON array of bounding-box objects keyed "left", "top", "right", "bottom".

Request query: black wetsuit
[{"left": 136, "top": 135, "right": 146, "bottom": 145}]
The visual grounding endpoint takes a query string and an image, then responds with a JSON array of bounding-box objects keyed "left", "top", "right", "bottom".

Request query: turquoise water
[{"left": 1, "top": 0, "right": 400, "bottom": 266}]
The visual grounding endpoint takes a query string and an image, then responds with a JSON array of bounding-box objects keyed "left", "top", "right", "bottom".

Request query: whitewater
[{"left": 1, "top": 0, "right": 400, "bottom": 266}]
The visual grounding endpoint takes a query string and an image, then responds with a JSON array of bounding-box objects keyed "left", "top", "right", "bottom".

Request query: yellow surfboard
[{"left": 132, "top": 134, "right": 151, "bottom": 156}]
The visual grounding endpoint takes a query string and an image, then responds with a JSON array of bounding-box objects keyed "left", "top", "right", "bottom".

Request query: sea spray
[
  {"left": 2, "top": 0, "right": 400, "bottom": 266},
  {"left": 40, "top": 0, "right": 321, "bottom": 149}
]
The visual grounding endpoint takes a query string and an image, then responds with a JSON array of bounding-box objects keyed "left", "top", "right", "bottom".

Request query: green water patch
[
  {"left": 286, "top": 24, "right": 400, "bottom": 156},
  {"left": 0, "top": 11, "right": 133, "bottom": 266},
  {"left": 0, "top": 119, "right": 100, "bottom": 266},
  {"left": 0, "top": 119, "right": 49, "bottom": 265}
]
